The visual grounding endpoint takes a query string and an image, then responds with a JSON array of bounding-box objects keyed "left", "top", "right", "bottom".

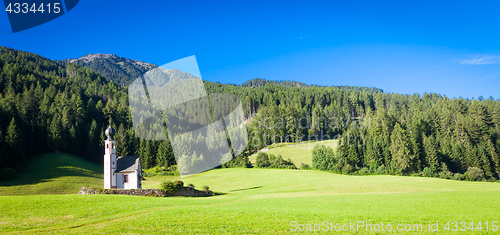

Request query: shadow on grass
[
  {"left": 229, "top": 186, "right": 262, "bottom": 192},
  {"left": 212, "top": 192, "right": 227, "bottom": 196},
  {"left": 0, "top": 152, "right": 102, "bottom": 187}
]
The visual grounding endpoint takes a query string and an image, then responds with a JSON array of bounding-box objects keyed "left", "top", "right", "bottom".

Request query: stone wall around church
[{"left": 78, "top": 186, "right": 213, "bottom": 197}]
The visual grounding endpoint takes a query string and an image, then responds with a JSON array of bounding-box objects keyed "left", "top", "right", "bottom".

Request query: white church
[{"left": 103, "top": 125, "right": 143, "bottom": 189}]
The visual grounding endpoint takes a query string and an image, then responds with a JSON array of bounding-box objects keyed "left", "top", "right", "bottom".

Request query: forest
[{"left": 1, "top": 46, "right": 499, "bottom": 180}]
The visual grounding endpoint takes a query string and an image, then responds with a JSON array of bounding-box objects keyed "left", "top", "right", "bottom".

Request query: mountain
[
  {"left": 58, "top": 54, "right": 157, "bottom": 86},
  {"left": 59, "top": 55, "right": 382, "bottom": 93}
]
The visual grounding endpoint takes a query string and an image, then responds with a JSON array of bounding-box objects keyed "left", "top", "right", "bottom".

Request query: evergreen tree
[
  {"left": 484, "top": 138, "right": 499, "bottom": 176},
  {"left": 389, "top": 123, "right": 412, "bottom": 174},
  {"left": 48, "top": 115, "right": 64, "bottom": 153},
  {"left": 5, "top": 118, "right": 24, "bottom": 166},
  {"left": 115, "top": 124, "right": 129, "bottom": 156},
  {"left": 477, "top": 145, "right": 492, "bottom": 177},
  {"left": 0, "top": 129, "right": 4, "bottom": 168},
  {"left": 423, "top": 135, "right": 439, "bottom": 172}
]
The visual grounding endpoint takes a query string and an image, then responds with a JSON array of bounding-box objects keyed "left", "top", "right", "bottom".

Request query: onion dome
[{"left": 105, "top": 125, "right": 115, "bottom": 140}]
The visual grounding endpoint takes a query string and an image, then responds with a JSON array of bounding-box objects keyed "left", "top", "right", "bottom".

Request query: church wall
[
  {"left": 123, "top": 171, "right": 139, "bottom": 189},
  {"left": 116, "top": 173, "right": 124, "bottom": 189}
]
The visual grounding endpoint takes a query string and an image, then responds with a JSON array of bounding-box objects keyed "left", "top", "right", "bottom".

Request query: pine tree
[
  {"left": 381, "top": 135, "right": 391, "bottom": 167},
  {"left": 5, "top": 118, "right": 19, "bottom": 149},
  {"left": 423, "top": 135, "right": 439, "bottom": 172},
  {"left": 68, "top": 124, "right": 78, "bottom": 155},
  {"left": 348, "top": 144, "right": 359, "bottom": 167},
  {"left": 336, "top": 139, "right": 349, "bottom": 168},
  {"left": 48, "top": 115, "right": 63, "bottom": 153},
  {"left": 363, "top": 136, "right": 375, "bottom": 165},
  {"left": 115, "top": 124, "right": 129, "bottom": 156},
  {"left": 484, "top": 137, "right": 499, "bottom": 176},
  {"left": 477, "top": 146, "right": 492, "bottom": 177},
  {"left": 139, "top": 139, "right": 156, "bottom": 169},
  {"left": 157, "top": 140, "right": 175, "bottom": 167},
  {"left": 0, "top": 129, "right": 4, "bottom": 168},
  {"left": 88, "top": 120, "right": 98, "bottom": 145},
  {"left": 409, "top": 113, "right": 423, "bottom": 171},
  {"left": 6, "top": 117, "right": 25, "bottom": 165},
  {"left": 389, "top": 123, "right": 412, "bottom": 174},
  {"left": 451, "top": 141, "right": 464, "bottom": 172},
  {"left": 465, "top": 144, "right": 480, "bottom": 169}
]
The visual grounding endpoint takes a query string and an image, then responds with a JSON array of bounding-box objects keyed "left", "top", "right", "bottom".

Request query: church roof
[{"left": 115, "top": 155, "right": 141, "bottom": 173}]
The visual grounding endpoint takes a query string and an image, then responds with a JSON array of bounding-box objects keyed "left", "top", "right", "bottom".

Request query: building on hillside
[{"left": 103, "top": 124, "right": 143, "bottom": 189}]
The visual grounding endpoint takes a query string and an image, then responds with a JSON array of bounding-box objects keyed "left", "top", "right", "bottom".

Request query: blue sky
[{"left": 1, "top": 0, "right": 500, "bottom": 99}]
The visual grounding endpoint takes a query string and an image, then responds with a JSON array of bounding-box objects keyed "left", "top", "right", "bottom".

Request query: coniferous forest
[{"left": 1, "top": 46, "right": 500, "bottom": 181}]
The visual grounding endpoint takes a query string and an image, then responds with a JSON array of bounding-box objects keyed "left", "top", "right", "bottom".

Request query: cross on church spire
[{"left": 105, "top": 119, "right": 115, "bottom": 140}]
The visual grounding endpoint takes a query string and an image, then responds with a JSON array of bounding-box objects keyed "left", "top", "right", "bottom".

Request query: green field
[
  {"left": 249, "top": 139, "right": 338, "bottom": 166},
  {"left": 1, "top": 152, "right": 500, "bottom": 234}
]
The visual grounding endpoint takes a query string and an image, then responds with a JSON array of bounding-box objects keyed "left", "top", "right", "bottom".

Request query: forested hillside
[
  {"left": 207, "top": 79, "right": 500, "bottom": 179},
  {"left": 1, "top": 46, "right": 499, "bottom": 181},
  {"left": 240, "top": 86, "right": 500, "bottom": 178},
  {"left": 0, "top": 47, "right": 137, "bottom": 178},
  {"left": 331, "top": 93, "right": 500, "bottom": 178}
]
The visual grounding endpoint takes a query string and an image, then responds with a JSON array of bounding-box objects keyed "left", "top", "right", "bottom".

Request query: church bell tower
[{"left": 103, "top": 123, "right": 117, "bottom": 189}]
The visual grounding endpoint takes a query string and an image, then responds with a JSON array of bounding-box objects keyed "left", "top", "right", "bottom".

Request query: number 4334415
[
  {"left": 444, "top": 221, "right": 498, "bottom": 232},
  {"left": 6, "top": 3, "right": 61, "bottom": 14}
]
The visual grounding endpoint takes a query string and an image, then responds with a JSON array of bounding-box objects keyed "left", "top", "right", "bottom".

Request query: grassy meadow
[
  {"left": 248, "top": 139, "right": 338, "bottom": 166},
  {"left": 1, "top": 151, "right": 500, "bottom": 234}
]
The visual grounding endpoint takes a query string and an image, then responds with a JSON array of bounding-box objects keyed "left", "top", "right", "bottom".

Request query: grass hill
[
  {"left": 1, "top": 168, "right": 499, "bottom": 233},
  {"left": 0, "top": 153, "right": 102, "bottom": 196},
  {"left": 248, "top": 139, "right": 338, "bottom": 167}
]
